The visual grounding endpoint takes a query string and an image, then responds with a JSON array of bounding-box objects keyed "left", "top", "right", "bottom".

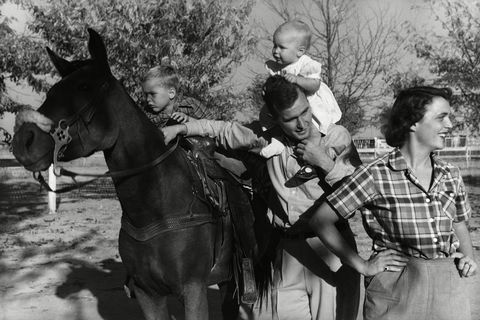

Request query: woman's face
[{"left": 411, "top": 97, "right": 453, "bottom": 151}]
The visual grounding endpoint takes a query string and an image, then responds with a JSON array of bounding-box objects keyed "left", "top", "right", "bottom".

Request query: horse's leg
[
  {"left": 219, "top": 280, "right": 239, "bottom": 320},
  {"left": 133, "top": 283, "right": 169, "bottom": 320},
  {"left": 184, "top": 282, "right": 209, "bottom": 320}
]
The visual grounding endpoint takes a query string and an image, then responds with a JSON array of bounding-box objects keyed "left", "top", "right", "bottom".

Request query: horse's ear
[
  {"left": 46, "top": 47, "right": 77, "bottom": 78},
  {"left": 87, "top": 28, "right": 111, "bottom": 75}
]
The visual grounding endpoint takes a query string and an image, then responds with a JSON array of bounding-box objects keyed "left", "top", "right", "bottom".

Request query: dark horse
[{"left": 12, "top": 29, "right": 263, "bottom": 320}]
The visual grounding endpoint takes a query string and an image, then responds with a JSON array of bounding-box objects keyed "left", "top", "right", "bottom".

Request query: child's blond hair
[
  {"left": 142, "top": 65, "right": 179, "bottom": 90},
  {"left": 274, "top": 20, "right": 312, "bottom": 50}
]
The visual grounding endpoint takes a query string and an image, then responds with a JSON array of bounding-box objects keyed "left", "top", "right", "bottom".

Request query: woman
[{"left": 309, "top": 86, "right": 477, "bottom": 320}]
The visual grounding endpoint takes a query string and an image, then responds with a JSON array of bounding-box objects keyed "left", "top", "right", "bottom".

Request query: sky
[{"left": 0, "top": 0, "right": 451, "bottom": 136}]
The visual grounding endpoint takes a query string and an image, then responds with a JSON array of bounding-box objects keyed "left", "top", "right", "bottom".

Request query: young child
[
  {"left": 141, "top": 61, "right": 211, "bottom": 128},
  {"left": 260, "top": 20, "right": 342, "bottom": 180}
]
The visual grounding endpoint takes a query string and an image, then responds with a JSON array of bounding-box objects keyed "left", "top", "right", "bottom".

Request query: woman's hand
[
  {"left": 360, "top": 249, "right": 410, "bottom": 277},
  {"left": 452, "top": 252, "right": 477, "bottom": 277},
  {"left": 161, "top": 124, "right": 187, "bottom": 145}
]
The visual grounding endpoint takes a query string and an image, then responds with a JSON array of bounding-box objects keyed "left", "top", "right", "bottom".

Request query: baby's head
[
  {"left": 272, "top": 20, "right": 311, "bottom": 66},
  {"left": 142, "top": 65, "right": 179, "bottom": 114}
]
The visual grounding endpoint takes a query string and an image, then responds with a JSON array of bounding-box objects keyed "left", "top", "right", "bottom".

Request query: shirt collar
[
  {"left": 388, "top": 147, "right": 450, "bottom": 175},
  {"left": 388, "top": 148, "right": 408, "bottom": 171}
]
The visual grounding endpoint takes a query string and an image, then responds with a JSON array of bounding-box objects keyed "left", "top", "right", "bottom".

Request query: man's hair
[
  {"left": 275, "top": 20, "right": 312, "bottom": 49},
  {"left": 382, "top": 86, "right": 453, "bottom": 148},
  {"left": 262, "top": 75, "right": 305, "bottom": 119},
  {"left": 142, "top": 65, "right": 179, "bottom": 90}
]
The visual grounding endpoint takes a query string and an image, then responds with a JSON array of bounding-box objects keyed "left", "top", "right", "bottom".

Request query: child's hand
[
  {"left": 171, "top": 112, "right": 190, "bottom": 123},
  {"left": 282, "top": 72, "right": 298, "bottom": 84},
  {"left": 452, "top": 252, "right": 477, "bottom": 277},
  {"left": 161, "top": 124, "right": 187, "bottom": 145}
]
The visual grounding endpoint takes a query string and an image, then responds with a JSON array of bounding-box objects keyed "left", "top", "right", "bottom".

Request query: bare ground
[{"left": 1, "top": 174, "right": 480, "bottom": 320}]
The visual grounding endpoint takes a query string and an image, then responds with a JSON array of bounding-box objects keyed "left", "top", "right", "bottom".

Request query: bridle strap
[{"left": 34, "top": 137, "right": 180, "bottom": 193}]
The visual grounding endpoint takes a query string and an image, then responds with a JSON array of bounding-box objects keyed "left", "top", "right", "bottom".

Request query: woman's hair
[
  {"left": 382, "top": 86, "right": 452, "bottom": 147},
  {"left": 262, "top": 75, "right": 304, "bottom": 119}
]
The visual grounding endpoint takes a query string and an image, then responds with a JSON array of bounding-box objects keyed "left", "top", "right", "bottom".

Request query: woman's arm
[
  {"left": 309, "top": 201, "right": 409, "bottom": 276},
  {"left": 453, "top": 221, "right": 477, "bottom": 277}
]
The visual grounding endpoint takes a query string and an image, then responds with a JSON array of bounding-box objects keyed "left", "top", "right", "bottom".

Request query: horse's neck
[
  {"left": 103, "top": 84, "right": 167, "bottom": 170},
  {"left": 100, "top": 83, "right": 192, "bottom": 226}
]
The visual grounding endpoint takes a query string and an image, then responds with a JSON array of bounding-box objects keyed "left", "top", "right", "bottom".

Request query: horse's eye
[{"left": 78, "top": 83, "right": 90, "bottom": 91}]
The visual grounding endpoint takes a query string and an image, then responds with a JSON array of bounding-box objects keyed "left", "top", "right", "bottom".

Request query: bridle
[{"left": 33, "top": 80, "right": 179, "bottom": 193}]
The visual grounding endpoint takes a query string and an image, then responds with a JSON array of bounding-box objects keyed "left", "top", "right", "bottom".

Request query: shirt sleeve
[
  {"left": 454, "top": 171, "right": 471, "bottom": 222},
  {"left": 322, "top": 125, "right": 362, "bottom": 186},
  {"left": 178, "top": 97, "right": 214, "bottom": 120},
  {"left": 298, "top": 56, "right": 322, "bottom": 79},
  {"left": 326, "top": 165, "right": 377, "bottom": 219},
  {"left": 184, "top": 119, "right": 269, "bottom": 153}
]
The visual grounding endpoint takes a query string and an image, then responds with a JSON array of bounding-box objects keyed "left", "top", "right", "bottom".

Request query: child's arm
[
  {"left": 283, "top": 73, "right": 320, "bottom": 95},
  {"left": 453, "top": 220, "right": 477, "bottom": 277}
]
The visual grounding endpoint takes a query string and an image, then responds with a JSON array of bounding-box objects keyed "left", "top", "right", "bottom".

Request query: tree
[
  {"left": 410, "top": 0, "right": 480, "bottom": 134},
  {"left": 1, "top": 0, "right": 258, "bottom": 120},
  {"left": 254, "top": 0, "right": 403, "bottom": 134}
]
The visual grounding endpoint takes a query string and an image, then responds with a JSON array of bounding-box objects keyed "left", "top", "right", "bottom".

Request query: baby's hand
[
  {"left": 171, "top": 112, "right": 190, "bottom": 123},
  {"left": 282, "top": 72, "right": 298, "bottom": 84}
]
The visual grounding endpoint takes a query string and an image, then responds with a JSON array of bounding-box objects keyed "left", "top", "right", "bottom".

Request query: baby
[{"left": 261, "top": 20, "right": 342, "bottom": 180}]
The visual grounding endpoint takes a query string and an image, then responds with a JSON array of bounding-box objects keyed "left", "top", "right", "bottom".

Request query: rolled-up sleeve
[
  {"left": 323, "top": 125, "right": 361, "bottom": 186},
  {"left": 185, "top": 119, "right": 268, "bottom": 153}
]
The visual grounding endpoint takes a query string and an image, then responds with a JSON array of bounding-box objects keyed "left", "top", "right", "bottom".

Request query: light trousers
[
  {"left": 364, "top": 257, "right": 472, "bottom": 320},
  {"left": 240, "top": 235, "right": 360, "bottom": 320}
]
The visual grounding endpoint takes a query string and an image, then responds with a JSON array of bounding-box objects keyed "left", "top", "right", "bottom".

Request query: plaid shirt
[
  {"left": 327, "top": 148, "right": 471, "bottom": 259},
  {"left": 144, "top": 96, "right": 213, "bottom": 128}
]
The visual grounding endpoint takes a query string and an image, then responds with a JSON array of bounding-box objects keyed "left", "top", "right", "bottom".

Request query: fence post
[{"left": 48, "top": 164, "right": 57, "bottom": 214}]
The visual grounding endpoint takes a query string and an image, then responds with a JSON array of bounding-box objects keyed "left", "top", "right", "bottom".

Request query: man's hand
[
  {"left": 294, "top": 130, "right": 333, "bottom": 173},
  {"left": 161, "top": 124, "right": 187, "bottom": 145},
  {"left": 452, "top": 252, "right": 477, "bottom": 277},
  {"left": 171, "top": 112, "right": 190, "bottom": 123}
]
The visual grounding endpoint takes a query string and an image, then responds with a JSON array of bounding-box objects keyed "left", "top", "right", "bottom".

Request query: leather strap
[{"left": 121, "top": 213, "right": 215, "bottom": 242}]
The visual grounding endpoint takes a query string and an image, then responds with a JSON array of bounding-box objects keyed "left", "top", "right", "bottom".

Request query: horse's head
[{"left": 13, "top": 29, "right": 119, "bottom": 172}]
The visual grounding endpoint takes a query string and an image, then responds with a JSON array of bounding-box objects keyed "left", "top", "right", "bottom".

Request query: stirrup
[{"left": 241, "top": 258, "right": 258, "bottom": 304}]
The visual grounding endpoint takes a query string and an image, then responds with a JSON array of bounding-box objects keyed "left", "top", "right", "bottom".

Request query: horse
[{"left": 12, "top": 28, "right": 266, "bottom": 320}]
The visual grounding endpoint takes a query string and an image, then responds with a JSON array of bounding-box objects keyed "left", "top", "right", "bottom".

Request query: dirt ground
[{"left": 1, "top": 174, "right": 480, "bottom": 320}]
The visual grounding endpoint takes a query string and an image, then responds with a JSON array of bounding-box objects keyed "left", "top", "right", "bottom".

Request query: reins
[
  {"left": 33, "top": 79, "right": 180, "bottom": 193},
  {"left": 34, "top": 137, "right": 180, "bottom": 193}
]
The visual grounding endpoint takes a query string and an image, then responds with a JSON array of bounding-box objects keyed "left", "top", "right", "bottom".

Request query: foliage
[
  {"left": 254, "top": 0, "right": 403, "bottom": 134},
  {"left": 1, "top": 0, "right": 257, "bottom": 120},
  {"left": 409, "top": 0, "right": 480, "bottom": 133}
]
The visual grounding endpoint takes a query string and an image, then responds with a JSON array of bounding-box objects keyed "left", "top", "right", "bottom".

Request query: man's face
[
  {"left": 411, "top": 96, "right": 453, "bottom": 151},
  {"left": 142, "top": 79, "right": 174, "bottom": 114},
  {"left": 276, "top": 91, "right": 313, "bottom": 142}
]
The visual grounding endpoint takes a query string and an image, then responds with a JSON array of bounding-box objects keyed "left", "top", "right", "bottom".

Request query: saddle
[{"left": 180, "top": 135, "right": 258, "bottom": 304}]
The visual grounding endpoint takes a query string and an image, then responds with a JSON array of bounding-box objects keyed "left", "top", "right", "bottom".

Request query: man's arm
[
  {"left": 162, "top": 119, "right": 268, "bottom": 153},
  {"left": 298, "top": 125, "right": 359, "bottom": 186}
]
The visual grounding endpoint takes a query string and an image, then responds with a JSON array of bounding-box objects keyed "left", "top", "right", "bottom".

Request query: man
[{"left": 163, "top": 75, "right": 361, "bottom": 320}]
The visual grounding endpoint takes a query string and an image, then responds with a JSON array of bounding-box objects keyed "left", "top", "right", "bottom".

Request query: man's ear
[
  {"left": 410, "top": 122, "right": 418, "bottom": 132},
  {"left": 169, "top": 88, "right": 177, "bottom": 100}
]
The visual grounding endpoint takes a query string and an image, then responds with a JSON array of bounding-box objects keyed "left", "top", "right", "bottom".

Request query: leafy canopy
[{"left": 1, "top": 0, "right": 258, "bottom": 120}]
